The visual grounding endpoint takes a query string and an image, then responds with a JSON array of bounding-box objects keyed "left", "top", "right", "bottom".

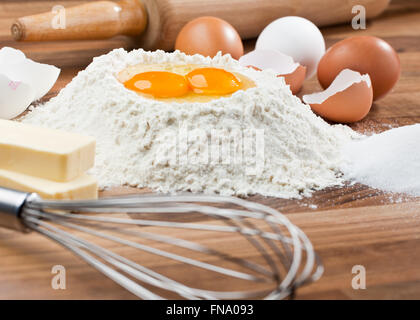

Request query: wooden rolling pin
[{"left": 12, "top": 0, "right": 391, "bottom": 51}]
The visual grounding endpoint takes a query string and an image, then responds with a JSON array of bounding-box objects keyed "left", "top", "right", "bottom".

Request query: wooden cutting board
[{"left": 0, "top": 0, "right": 420, "bottom": 299}]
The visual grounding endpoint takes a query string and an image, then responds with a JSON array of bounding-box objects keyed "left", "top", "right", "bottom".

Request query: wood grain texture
[
  {"left": 0, "top": 0, "right": 420, "bottom": 300},
  {"left": 9, "top": 0, "right": 391, "bottom": 50}
]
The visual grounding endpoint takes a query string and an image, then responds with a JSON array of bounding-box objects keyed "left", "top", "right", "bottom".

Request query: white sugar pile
[
  {"left": 341, "top": 124, "right": 420, "bottom": 196},
  {"left": 22, "top": 49, "right": 358, "bottom": 198}
]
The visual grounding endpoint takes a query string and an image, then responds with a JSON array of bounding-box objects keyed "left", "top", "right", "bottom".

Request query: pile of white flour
[{"left": 22, "top": 49, "right": 357, "bottom": 198}]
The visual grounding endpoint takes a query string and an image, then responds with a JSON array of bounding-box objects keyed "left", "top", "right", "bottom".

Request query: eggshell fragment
[
  {"left": 0, "top": 73, "right": 35, "bottom": 119},
  {"left": 317, "top": 36, "right": 400, "bottom": 100},
  {"left": 1, "top": 59, "right": 60, "bottom": 101},
  {"left": 256, "top": 16, "right": 325, "bottom": 79},
  {"left": 303, "top": 69, "right": 373, "bottom": 123},
  {"left": 0, "top": 47, "right": 60, "bottom": 119},
  {"left": 239, "top": 49, "right": 306, "bottom": 94},
  {"left": 0, "top": 47, "right": 26, "bottom": 65},
  {"left": 282, "top": 65, "right": 306, "bottom": 95}
]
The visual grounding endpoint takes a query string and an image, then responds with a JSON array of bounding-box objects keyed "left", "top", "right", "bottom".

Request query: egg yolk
[
  {"left": 124, "top": 71, "right": 189, "bottom": 98},
  {"left": 186, "top": 68, "right": 242, "bottom": 95}
]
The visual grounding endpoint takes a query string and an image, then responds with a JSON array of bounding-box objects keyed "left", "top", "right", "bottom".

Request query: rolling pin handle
[
  {"left": 11, "top": 20, "right": 25, "bottom": 41},
  {"left": 11, "top": 0, "right": 148, "bottom": 42}
]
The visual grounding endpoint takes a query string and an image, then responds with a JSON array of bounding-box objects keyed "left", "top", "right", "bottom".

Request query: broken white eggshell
[
  {"left": 0, "top": 73, "right": 35, "bottom": 120},
  {"left": 239, "top": 49, "right": 306, "bottom": 95},
  {"left": 0, "top": 47, "right": 60, "bottom": 119},
  {"left": 0, "top": 47, "right": 26, "bottom": 65},
  {"left": 302, "top": 69, "right": 373, "bottom": 123},
  {"left": 1, "top": 59, "right": 60, "bottom": 101}
]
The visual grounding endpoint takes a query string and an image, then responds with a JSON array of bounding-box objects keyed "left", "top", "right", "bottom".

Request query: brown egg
[
  {"left": 303, "top": 69, "right": 373, "bottom": 123},
  {"left": 175, "top": 16, "right": 244, "bottom": 60},
  {"left": 317, "top": 36, "right": 400, "bottom": 100}
]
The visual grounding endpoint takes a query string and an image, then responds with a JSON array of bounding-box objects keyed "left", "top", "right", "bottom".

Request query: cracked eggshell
[
  {"left": 282, "top": 65, "right": 306, "bottom": 95},
  {"left": 239, "top": 49, "right": 306, "bottom": 94},
  {"left": 0, "top": 47, "right": 26, "bottom": 65},
  {"left": 1, "top": 59, "right": 60, "bottom": 101},
  {"left": 0, "top": 47, "right": 60, "bottom": 119},
  {"left": 0, "top": 73, "right": 35, "bottom": 119},
  {"left": 255, "top": 16, "right": 325, "bottom": 79},
  {"left": 302, "top": 69, "right": 373, "bottom": 123}
]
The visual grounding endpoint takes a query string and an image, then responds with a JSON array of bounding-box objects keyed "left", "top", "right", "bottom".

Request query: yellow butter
[
  {"left": 0, "top": 169, "right": 98, "bottom": 200},
  {"left": 0, "top": 120, "right": 95, "bottom": 182}
]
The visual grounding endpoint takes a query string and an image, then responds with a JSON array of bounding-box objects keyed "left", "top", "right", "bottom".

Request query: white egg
[
  {"left": 256, "top": 16, "right": 325, "bottom": 79},
  {"left": 0, "top": 73, "right": 35, "bottom": 119}
]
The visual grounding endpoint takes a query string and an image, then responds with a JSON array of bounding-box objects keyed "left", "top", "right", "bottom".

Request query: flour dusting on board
[{"left": 22, "top": 49, "right": 357, "bottom": 198}]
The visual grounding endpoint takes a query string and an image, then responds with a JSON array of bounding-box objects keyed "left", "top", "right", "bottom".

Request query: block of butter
[
  {"left": 0, "top": 169, "right": 98, "bottom": 200},
  {"left": 0, "top": 119, "right": 95, "bottom": 182}
]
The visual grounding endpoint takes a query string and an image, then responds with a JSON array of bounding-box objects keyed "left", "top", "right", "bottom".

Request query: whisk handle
[{"left": 0, "top": 187, "right": 32, "bottom": 233}]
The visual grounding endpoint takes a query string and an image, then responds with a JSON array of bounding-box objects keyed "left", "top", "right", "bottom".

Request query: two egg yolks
[{"left": 123, "top": 68, "right": 242, "bottom": 98}]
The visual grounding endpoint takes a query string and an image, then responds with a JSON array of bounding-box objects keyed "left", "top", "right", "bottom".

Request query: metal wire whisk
[{"left": 0, "top": 187, "right": 323, "bottom": 300}]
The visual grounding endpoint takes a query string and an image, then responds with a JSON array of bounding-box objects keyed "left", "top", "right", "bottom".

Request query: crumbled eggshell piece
[
  {"left": 302, "top": 69, "right": 373, "bottom": 123},
  {"left": 239, "top": 49, "right": 306, "bottom": 94}
]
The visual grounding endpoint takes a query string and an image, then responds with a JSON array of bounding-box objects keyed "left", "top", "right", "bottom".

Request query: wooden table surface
[{"left": 1, "top": 0, "right": 420, "bottom": 300}]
